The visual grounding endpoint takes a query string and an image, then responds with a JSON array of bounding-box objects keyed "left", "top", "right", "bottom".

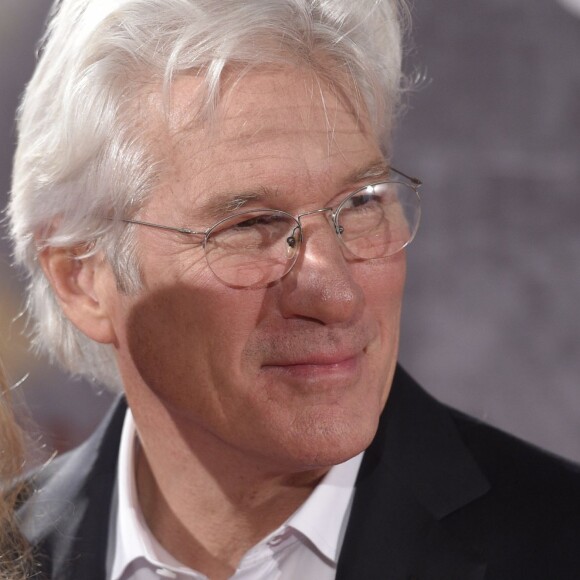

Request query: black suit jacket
[{"left": 19, "top": 366, "right": 580, "bottom": 579}]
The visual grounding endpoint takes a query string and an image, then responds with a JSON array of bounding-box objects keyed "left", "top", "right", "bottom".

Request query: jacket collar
[{"left": 20, "top": 397, "right": 127, "bottom": 580}]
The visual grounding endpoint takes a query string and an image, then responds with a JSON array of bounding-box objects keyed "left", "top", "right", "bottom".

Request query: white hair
[{"left": 8, "top": 0, "right": 408, "bottom": 390}]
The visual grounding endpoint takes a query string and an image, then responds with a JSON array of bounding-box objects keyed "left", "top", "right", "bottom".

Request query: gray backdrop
[{"left": 1, "top": 0, "right": 579, "bottom": 460}]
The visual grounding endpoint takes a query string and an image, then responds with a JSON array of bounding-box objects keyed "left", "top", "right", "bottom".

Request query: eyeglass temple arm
[
  {"left": 391, "top": 167, "right": 422, "bottom": 188},
  {"left": 106, "top": 217, "right": 203, "bottom": 237}
]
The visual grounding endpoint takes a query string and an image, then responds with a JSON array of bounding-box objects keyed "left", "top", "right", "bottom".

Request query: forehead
[{"left": 147, "top": 67, "right": 385, "bottom": 218}]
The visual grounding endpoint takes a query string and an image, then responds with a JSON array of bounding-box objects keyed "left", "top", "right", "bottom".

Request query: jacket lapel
[
  {"left": 20, "top": 397, "right": 127, "bottom": 580},
  {"left": 337, "top": 366, "right": 490, "bottom": 580}
]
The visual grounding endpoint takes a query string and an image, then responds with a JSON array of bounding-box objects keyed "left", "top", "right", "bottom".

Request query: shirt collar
[
  {"left": 111, "top": 409, "right": 194, "bottom": 579},
  {"left": 285, "top": 449, "right": 363, "bottom": 563},
  {"left": 110, "top": 409, "right": 362, "bottom": 578}
]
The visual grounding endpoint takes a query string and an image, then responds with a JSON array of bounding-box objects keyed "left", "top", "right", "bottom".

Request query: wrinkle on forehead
[
  {"left": 139, "top": 65, "right": 392, "bottom": 216},
  {"left": 141, "top": 66, "right": 388, "bottom": 226},
  {"left": 164, "top": 66, "right": 377, "bottom": 152}
]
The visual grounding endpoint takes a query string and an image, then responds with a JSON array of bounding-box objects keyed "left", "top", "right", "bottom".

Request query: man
[{"left": 9, "top": 0, "right": 580, "bottom": 578}]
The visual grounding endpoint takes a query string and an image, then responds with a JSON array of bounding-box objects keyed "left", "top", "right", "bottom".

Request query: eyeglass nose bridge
[{"left": 291, "top": 206, "right": 343, "bottom": 244}]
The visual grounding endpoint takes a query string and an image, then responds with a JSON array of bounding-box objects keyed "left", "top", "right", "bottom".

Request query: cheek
[
  {"left": 356, "top": 252, "right": 407, "bottom": 320},
  {"left": 120, "top": 282, "right": 264, "bottom": 407},
  {"left": 123, "top": 286, "right": 206, "bottom": 399},
  {"left": 355, "top": 254, "right": 406, "bottom": 389}
]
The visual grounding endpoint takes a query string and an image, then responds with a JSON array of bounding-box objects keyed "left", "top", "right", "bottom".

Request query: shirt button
[
  {"left": 156, "top": 569, "right": 177, "bottom": 578},
  {"left": 268, "top": 534, "right": 284, "bottom": 547}
]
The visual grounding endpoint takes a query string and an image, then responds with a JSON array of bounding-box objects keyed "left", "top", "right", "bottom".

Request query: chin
[{"left": 281, "top": 407, "right": 380, "bottom": 469}]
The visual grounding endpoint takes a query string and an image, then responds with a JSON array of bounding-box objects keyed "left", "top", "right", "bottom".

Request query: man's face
[{"left": 112, "top": 67, "right": 406, "bottom": 472}]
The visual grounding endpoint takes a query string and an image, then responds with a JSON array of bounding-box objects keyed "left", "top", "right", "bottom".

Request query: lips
[
  {"left": 256, "top": 323, "right": 377, "bottom": 381},
  {"left": 263, "top": 350, "right": 363, "bottom": 368},
  {"left": 259, "top": 337, "right": 369, "bottom": 386},
  {"left": 262, "top": 358, "right": 361, "bottom": 386}
]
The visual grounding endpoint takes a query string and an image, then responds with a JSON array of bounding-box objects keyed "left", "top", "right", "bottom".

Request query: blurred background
[{"left": 1, "top": 0, "right": 579, "bottom": 461}]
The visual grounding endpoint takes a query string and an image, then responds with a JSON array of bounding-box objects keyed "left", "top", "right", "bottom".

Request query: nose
[{"left": 278, "top": 213, "right": 364, "bottom": 325}]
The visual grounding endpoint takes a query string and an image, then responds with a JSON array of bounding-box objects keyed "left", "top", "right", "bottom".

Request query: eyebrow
[
  {"left": 195, "top": 158, "right": 391, "bottom": 223},
  {"left": 344, "top": 159, "right": 392, "bottom": 184},
  {"left": 197, "top": 187, "right": 276, "bottom": 223}
]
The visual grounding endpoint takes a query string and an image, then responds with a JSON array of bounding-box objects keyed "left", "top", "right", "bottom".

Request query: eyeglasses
[{"left": 114, "top": 167, "right": 422, "bottom": 288}]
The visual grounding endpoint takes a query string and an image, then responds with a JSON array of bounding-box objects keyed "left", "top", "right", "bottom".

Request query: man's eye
[
  {"left": 350, "top": 193, "right": 380, "bottom": 208},
  {"left": 213, "top": 213, "right": 293, "bottom": 243},
  {"left": 235, "top": 214, "right": 278, "bottom": 228}
]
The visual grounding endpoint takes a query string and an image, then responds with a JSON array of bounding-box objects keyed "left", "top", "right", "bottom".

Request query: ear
[{"left": 39, "top": 246, "right": 118, "bottom": 345}]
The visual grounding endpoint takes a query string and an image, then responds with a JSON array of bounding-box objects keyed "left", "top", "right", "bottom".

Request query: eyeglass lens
[{"left": 204, "top": 181, "right": 420, "bottom": 288}]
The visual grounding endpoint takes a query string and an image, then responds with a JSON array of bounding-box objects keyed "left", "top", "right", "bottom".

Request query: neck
[{"left": 132, "top": 403, "right": 328, "bottom": 578}]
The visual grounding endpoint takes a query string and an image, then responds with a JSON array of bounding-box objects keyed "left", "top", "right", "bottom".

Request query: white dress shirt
[{"left": 107, "top": 410, "right": 363, "bottom": 580}]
